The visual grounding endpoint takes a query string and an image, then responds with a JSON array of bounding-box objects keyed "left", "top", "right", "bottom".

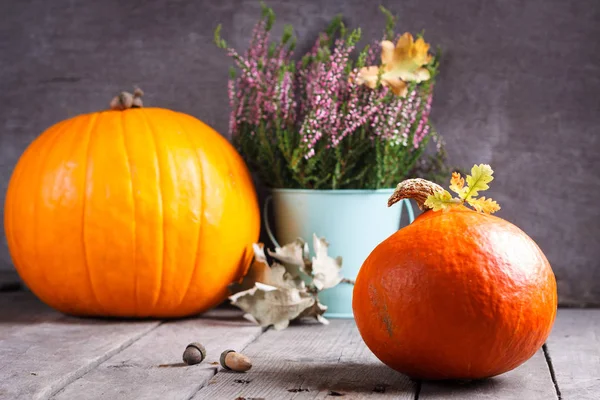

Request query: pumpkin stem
[
  {"left": 109, "top": 87, "right": 144, "bottom": 110},
  {"left": 388, "top": 178, "right": 444, "bottom": 211}
]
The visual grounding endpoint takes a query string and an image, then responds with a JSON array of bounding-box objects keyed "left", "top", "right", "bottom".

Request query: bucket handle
[
  {"left": 263, "top": 195, "right": 281, "bottom": 248},
  {"left": 398, "top": 198, "right": 416, "bottom": 228}
]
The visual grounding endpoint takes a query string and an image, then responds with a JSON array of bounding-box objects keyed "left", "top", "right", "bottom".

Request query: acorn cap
[
  {"left": 220, "top": 349, "right": 236, "bottom": 370},
  {"left": 183, "top": 342, "right": 207, "bottom": 365}
]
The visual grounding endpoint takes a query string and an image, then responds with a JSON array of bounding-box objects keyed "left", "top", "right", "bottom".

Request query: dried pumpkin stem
[
  {"left": 109, "top": 87, "right": 144, "bottom": 110},
  {"left": 388, "top": 178, "right": 444, "bottom": 211}
]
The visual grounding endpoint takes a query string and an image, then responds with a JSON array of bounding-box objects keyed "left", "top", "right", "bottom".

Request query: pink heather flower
[{"left": 225, "top": 16, "right": 436, "bottom": 161}]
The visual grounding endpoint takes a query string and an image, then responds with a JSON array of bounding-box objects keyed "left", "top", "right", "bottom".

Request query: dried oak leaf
[
  {"left": 230, "top": 283, "right": 315, "bottom": 330},
  {"left": 298, "top": 299, "right": 329, "bottom": 325},
  {"left": 267, "top": 238, "right": 311, "bottom": 278},
  {"left": 230, "top": 243, "right": 304, "bottom": 294},
  {"left": 311, "top": 234, "right": 343, "bottom": 291},
  {"left": 228, "top": 236, "right": 343, "bottom": 330},
  {"left": 356, "top": 32, "right": 433, "bottom": 96}
]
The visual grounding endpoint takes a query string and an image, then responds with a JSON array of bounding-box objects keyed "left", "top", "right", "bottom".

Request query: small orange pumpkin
[
  {"left": 353, "top": 171, "right": 557, "bottom": 380},
  {"left": 4, "top": 89, "right": 260, "bottom": 318}
]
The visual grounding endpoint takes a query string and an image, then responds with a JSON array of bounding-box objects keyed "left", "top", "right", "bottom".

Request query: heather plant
[{"left": 215, "top": 3, "right": 449, "bottom": 189}]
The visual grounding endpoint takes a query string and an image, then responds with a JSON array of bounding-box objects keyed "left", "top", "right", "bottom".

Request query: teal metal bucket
[{"left": 264, "top": 188, "right": 415, "bottom": 318}]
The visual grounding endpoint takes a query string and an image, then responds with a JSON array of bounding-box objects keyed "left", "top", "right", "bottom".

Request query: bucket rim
[{"left": 268, "top": 187, "right": 396, "bottom": 195}]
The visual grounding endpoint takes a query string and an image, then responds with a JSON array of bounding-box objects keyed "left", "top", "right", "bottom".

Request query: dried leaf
[
  {"left": 267, "top": 263, "right": 306, "bottom": 290},
  {"left": 298, "top": 300, "right": 329, "bottom": 325},
  {"left": 467, "top": 196, "right": 501, "bottom": 214},
  {"left": 311, "top": 234, "right": 343, "bottom": 290},
  {"left": 449, "top": 171, "right": 467, "bottom": 198},
  {"left": 229, "top": 283, "right": 315, "bottom": 330},
  {"left": 424, "top": 189, "right": 461, "bottom": 212},
  {"left": 228, "top": 236, "right": 346, "bottom": 330},
  {"left": 230, "top": 244, "right": 304, "bottom": 293},
  {"left": 464, "top": 164, "right": 494, "bottom": 200},
  {"left": 356, "top": 32, "right": 433, "bottom": 96},
  {"left": 267, "top": 238, "right": 310, "bottom": 278},
  {"left": 229, "top": 244, "right": 269, "bottom": 293}
]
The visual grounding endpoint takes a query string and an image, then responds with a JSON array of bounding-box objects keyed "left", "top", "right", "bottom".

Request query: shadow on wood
[
  {"left": 420, "top": 377, "right": 502, "bottom": 395},
  {"left": 419, "top": 350, "right": 558, "bottom": 399},
  {"left": 262, "top": 362, "right": 415, "bottom": 395},
  {"left": 199, "top": 360, "right": 416, "bottom": 398}
]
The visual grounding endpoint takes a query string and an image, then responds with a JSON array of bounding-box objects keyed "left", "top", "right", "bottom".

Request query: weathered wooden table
[{"left": 1, "top": 276, "right": 598, "bottom": 399}]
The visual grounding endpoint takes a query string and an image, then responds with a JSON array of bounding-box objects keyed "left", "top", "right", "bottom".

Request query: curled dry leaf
[
  {"left": 228, "top": 235, "right": 346, "bottom": 330},
  {"left": 267, "top": 238, "right": 310, "bottom": 278},
  {"left": 230, "top": 243, "right": 304, "bottom": 293},
  {"left": 230, "top": 283, "right": 315, "bottom": 330},
  {"left": 298, "top": 299, "right": 329, "bottom": 325},
  {"left": 311, "top": 234, "right": 343, "bottom": 290}
]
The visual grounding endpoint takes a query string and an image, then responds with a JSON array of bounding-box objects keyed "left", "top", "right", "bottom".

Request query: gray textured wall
[{"left": 1, "top": 0, "right": 599, "bottom": 306}]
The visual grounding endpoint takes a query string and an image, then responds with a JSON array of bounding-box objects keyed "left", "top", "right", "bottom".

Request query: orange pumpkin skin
[
  {"left": 353, "top": 205, "right": 557, "bottom": 380},
  {"left": 4, "top": 107, "right": 260, "bottom": 318}
]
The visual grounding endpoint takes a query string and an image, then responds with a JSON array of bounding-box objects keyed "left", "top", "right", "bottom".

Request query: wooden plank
[
  {"left": 53, "top": 306, "right": 264, "bottom": 400},
  {"left": 545, "top": 308, "right": 600, "bottom": 400},
  {"left": 419, "top": 350, "right": 558, "bottom": 399},
  {"left": 0, "top": 292, "right": 160, "bottom": 400},
  {"left": 195, "top": 320, "right": 416, "bottom": 399}
]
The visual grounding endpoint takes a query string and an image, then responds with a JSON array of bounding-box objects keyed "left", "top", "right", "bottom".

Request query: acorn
[
  {"left": 220, "top": 349, "right": 252, "bottom": 372},
  {"left": 183, "top": 342, "right": 207, "bottom": 365}
]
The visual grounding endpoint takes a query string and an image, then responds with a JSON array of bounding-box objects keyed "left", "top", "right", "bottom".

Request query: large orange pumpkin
[
  {"left": 353, "top": 175, "right": 557, "bottom": 380},
  {"left": 4, "top": 89, "right": 260, "bottom": 318}
]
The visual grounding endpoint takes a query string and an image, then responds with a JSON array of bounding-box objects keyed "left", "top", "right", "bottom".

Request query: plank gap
[
  {"left": 546, "top": 309, "right": 600, "bottom": 400},
  {"left": 43, "top": 321, "right": 164, "bottom": 400},
  {"left": 418, "top": 349, "right": 557, "bottom": 399},
  {"left": 542, "top": 344, "right": 562, "bottom": 400},
  {"left": 414, "top": 379, "right": 422, "bottom": 400},
  {"left": 187, "top": 324, "right": 270, "bottom": 399},
  {"left": 182, "top": 370, "right": 218, "bottom": 400},
  {"left": 51, "top": 307, "right": 265, "bottom": 400}
]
